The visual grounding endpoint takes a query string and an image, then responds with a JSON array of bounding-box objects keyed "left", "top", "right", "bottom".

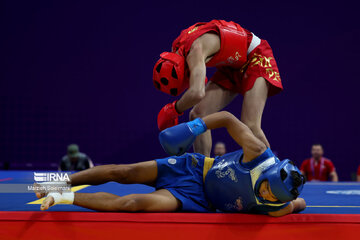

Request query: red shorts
[{"left": 210, "top": 39, "right": 283, "bottom": 96}]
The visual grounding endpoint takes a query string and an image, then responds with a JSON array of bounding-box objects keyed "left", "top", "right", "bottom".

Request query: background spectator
[
  {"left": 357, "top": 165, "right": 360, "bottom": 182},
  {"left": 59, "top": 144, "right": 94, "bottom": 171},
  {"left": 213, "top": 142, "right": 226, "bottom": 157},
  {"left": 300, "top": 144, "right": 338, "bottom": 182}
]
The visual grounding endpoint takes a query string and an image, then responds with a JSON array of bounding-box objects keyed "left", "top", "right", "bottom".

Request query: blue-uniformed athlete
[{"left": 36, "top": 111, "right": 306, "bottom": 217}]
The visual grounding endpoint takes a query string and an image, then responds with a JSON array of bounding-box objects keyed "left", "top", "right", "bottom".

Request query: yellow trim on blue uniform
[{"left": 203, "top": 157, "right": 215, "bottom": 183}]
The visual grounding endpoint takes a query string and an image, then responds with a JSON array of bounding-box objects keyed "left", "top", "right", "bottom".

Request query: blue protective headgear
[{"left": 255, "top": 159, "right": 306, "bottom": 203}]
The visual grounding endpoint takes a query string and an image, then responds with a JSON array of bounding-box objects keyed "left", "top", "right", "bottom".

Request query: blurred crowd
[
  {"left": 211, "top": 142, "right": 359, "bottom": 182},
  {"left": 1, "top": 141, "right": 360, "bottom": 182},
  {"left": 59, "top": 144, "right": 94, "bottom": 171},
  {"left": 299, "top": 144, "right": 338, "bottom": 182}
]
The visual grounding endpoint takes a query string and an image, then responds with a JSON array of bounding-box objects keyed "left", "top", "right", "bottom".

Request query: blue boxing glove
[{"left": 159, "top": 118, "right": 207, "bottom": 156}]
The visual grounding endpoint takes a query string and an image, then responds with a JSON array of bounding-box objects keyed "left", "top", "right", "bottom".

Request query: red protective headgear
[{"left": 153, "top": 52, "right": 188, "bottom": 96}]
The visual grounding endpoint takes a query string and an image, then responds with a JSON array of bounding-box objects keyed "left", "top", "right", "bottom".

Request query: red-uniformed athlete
[{"left": 153, "top": 20, "right": 283, "bottom": 155}]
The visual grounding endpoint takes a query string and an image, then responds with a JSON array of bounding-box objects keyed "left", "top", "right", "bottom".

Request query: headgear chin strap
[
  {"left": 153, "top": 52, "right": 188, "bottom": 96},
  {"left": 255, "top": 159, "right": 306, "bottom": 203}
]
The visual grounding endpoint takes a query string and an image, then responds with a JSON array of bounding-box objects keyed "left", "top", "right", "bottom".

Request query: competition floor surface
[{"left": 1, "top": 171, "right": 360, "bottom": 239}]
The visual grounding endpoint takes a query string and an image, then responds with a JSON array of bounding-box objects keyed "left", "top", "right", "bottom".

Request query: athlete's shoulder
[
  {"left": 255, "top": 148, "right": 276, "bottom": 161},
  {"left": 240, "top": 148, "right": 276, "bottom": 170}
]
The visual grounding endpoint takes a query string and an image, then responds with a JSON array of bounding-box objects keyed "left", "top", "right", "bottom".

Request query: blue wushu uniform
[{"left": 155, "top": 148, "right": 289, "bottom": 214}]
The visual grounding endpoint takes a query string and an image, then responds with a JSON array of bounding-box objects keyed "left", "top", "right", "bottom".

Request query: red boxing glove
[{"left": 157, "top": 101, "right": 183, "bottom": 131}]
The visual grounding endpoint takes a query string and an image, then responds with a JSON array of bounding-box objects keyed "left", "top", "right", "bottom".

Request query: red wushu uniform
[
  {"left": 172, "top": 20, "right": 283, "bottom": 96},
  {"left": 300, "top": 158, "right": 336, "bottom": 181}
]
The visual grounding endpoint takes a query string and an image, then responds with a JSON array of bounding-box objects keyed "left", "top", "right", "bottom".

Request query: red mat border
[{"left": 1, "top": 212, "right": 360, "bottom": 224}]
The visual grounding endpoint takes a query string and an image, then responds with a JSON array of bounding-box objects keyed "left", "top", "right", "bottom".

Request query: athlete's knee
[
  {"left": 240, "top": 115, "right": 259, "bottom": 129},
  {"left": 188, "top": 88, "right": 206, "bottom": 104},
  {"left": 189, "top": 105, "right": 207, "bottom": 120},
  {"left": 246, "top": 123, "right": 264, "bottom": 137},
  {"left": 109, "top": 165, "right": 135, "bottom": 184},
  {"left": 121, "top": 198, "right": 138, "bottom": 212},
  {"left": 116, "top": 195, "right": 142, "bottom": 212},
  {"left": 240, "top": 118, "right": 262, "bottom": 134},
  {"left": 245, "top": 122, "right": 258, "bottom": 131},
  {"left": 189, "top": 108, "right": 198, "bottom": 120}
]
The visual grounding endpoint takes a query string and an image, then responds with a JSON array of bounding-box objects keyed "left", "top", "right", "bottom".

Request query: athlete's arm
[
  {"left": 175, "top": 34, "right": 220, "bottom": 113},
  {"left": 202, "top": 111, "right": 267, "bottom": 162},
  {"left": 159, "top": 111, "right": 266, "bottom": 157},
  {"left": 175, "top": 44, "right": 206, "bottom": 113},
  {"left": 268, "top": 198, "right": 306, "bottom": 217}
]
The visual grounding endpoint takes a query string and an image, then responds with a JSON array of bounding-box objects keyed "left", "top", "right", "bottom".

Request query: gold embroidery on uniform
[
  {"left": 265, "top": 69, "right": 281, "bottom": 82},
  {"left": 250, "top": 53, "right": 281, "bottom": 82},
  {"left": 240, "top": 61, "right": 250, "bottom": 73},
  {"left": 191, "top": 155, "right": 198, "bottom": 167},
  {"left": 234, "top": 52, "right": 242, "bottom": 61},
  {"left": 264, "top": 56, "right": 272, "bottom": 67},
  {"left": 227, "top": 56, "right": 234, "bottom": 64},
  {"left": 226, "top": 52, "right": 243, "bottom": 64},
  {"left": 188, "top": 26, "right": 198, "bottom": 34},
  {"left": 266, "top": 68, "right": 275, "bottom": 78},
  {"left": 250, "top": 53, "right": 273, "bottom": 68}
]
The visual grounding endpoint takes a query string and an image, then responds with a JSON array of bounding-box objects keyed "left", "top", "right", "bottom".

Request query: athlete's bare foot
[
  {"left": 41, "top": 195, "right": 55, "bottom": 211},
  {"left": 33, "top": 183, "right": 47, "bottom": 199}
]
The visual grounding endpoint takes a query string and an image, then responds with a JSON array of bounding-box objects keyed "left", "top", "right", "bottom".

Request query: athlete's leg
[
  {"left": 241, "top": 77, "right": 270, "bottom": 147},
  {"left": 41, "top": 189, "right": 181, "bottom": 212},
  {"left": 190, "top": 81, "right": 238, "bottom": 156},
  {"left": 35, "top": 161, "right": 158, "bottom": 199},
  {"left": 34, "top": 160, "right": 157, "bottom": 198},
  {"left": 70, "top": 161, "right": 158, "bottom": 186}
]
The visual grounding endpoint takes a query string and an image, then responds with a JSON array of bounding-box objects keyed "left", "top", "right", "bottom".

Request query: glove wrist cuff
[
  {"left": 172, "top": 101, "right": 183, "bottom": 116},
  {"left": 186, "top": 118, "right": 207, "bottom": 136}
]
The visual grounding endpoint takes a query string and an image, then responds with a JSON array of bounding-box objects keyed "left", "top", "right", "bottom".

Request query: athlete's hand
[
  {"left": 159, "top": 118, "right": 207, "bottom": 156},
  {"left": 157, "top": 101, "right": 183, "bottom": 131}
]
